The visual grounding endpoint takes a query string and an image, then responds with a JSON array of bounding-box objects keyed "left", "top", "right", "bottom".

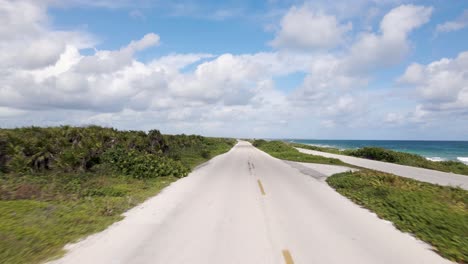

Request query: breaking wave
[{"left": 426, "top": 157, "right": 445, "bottom": 162}]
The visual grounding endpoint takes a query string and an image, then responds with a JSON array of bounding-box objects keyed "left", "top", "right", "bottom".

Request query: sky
[{"left": 0, "top": 0, "right": 467, "bottom": 140}]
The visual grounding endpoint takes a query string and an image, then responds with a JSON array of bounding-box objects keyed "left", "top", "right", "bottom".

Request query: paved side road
[
  {"left": 284, "top": 161, "right": 357, "bottom": 180},
  {"left": 50, "top": 142, "right": 452, "bottom": 264},
  {"left": 296, "top": 147, "right": 468, "bottom": 190}
]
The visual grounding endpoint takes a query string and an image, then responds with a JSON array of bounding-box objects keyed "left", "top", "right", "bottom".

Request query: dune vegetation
[
  {"left": 327, "top": 170, "right": 467, "bottom": 263},
  {"left": 293, "top": 143, "right": 468, "bottom": 175},
  {"left": 253, "top": 140, "right": 348, "bottom": 166},
  {"left": 0, "top": 126, "right": 235, "bottom": 264}
]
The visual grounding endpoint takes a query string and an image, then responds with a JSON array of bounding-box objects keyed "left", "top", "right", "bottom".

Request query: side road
[{"left": 296, "top": 147, "right": 468, "bottom": 190}]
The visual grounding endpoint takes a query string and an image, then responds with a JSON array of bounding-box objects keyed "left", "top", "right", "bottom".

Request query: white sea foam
[
  {"left": 307, "top": 143, "right": 344, "bottom": 149},
  {"left": 425, "top": 157, "right": 445, "bottom": 162},
  {"left": 307, "top": 143, "right": 334, "bottom": 148},
  {"left": 457, "top": 157, "right": 468, "bottom": 164}
]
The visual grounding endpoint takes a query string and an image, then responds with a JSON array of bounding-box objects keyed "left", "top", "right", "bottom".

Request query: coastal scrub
[
  {"left": 253, "top": 140, "right": 348, "bottom": 166},
  {"left": 0, "top": 126, "right": 235, "bottom": 264},
  {"left": 293, "top": 143, "right": 468, "bottom": 176},
  {"left": 327, "top": 170, "right": 468, "bottom": 262}
]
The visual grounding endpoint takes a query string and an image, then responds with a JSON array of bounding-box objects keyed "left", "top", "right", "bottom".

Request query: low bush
[
  {"left": 293, "top": 143, "right": 468, "bottom": 176},
  {"left": 346, "top": 147, "right": 400, "bottom": 163},
  {"left": 253, "top": 140, "right": 347, "bottom": 166},
  {"left": 346, "top": 147, "right": 468, "bottom": 175},
  {"left": 103, "top": 148, "right": 189, "bottom": 179},
  {"left": 164, "top": 135, "right": 236, "bottom": 169},
  {"left": 327, "top": 170, "right": 468, "bottom": 262},
  {"left": 252, "top": 139, "right": 267, "bottom": 147}
]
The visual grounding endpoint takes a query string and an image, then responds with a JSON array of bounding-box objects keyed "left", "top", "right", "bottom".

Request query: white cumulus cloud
[
  {"left": 436, "top": 9, "right": 468, "bottom": 34},
  {"left": 2, "top": 0, "right": 465, "bottom": 139},
  {"left": 347, "top": 4, "right": 433, "bottom": 70},
  {"left": 400, "top": 51, "right": 468, "bottom": 112},
  {"left": 0, "top": 0, "right": 94, "bottom": 70},
  {"left": 271, "top": 5, "right": 352, "bottom": 50}
]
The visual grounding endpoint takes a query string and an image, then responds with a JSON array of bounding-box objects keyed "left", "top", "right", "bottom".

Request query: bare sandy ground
[
  {"left": 296, "top": 147, "right": 468, "bottom": 190},
  {"left": 49, "top": 141, "right": 452, "bottom": 264}
]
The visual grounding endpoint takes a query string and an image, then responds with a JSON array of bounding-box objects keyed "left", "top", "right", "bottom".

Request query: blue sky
[{"left": 0, "top": 0, "right": 467, "bottom": 139}]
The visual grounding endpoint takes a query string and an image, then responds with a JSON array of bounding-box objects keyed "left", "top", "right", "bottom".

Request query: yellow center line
[
  {"left": 257, "top": 179, "right": 266, "bottom": 195},
  {"left": 282, "top": 249, "right": 294, "bottom": 264}
]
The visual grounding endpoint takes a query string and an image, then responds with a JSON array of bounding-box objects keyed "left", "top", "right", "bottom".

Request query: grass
[
  {"left": 293, "top": 143, "right": 468, "bottom": 176},
  {"left": 0, "top": 174, "right": 176, "bottom": 264},
  {"left": 253, "top": 140, "right": 349, "bottom": 166},
  {"left": 327, "top": 170, "right": 468, "bottom": 263},
  {"left": 0, "top": 126, "right": 236, "bottom": 264}
]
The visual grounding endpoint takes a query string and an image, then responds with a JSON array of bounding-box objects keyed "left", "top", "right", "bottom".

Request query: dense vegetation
[
  {"left": 293, "top": 143, "right": 468, "bottom": 176},
  {"left": 0, "top": 126, "right": 235, "bottom": 264},
  {"left": 253, "top": 140, "right": 347, "bottom": 166},
  {"left": 164, "top": 134, "right": 236, "bottom": 169},
  {"left": 0, "top": 126, "right": 235, "bottom": 177},
  {"left": 327, "top": 170, "right": 468, "bottom": 262}
]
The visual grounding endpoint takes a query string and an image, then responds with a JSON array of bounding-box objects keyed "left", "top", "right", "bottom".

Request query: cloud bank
[{"left": 0, "top": 0, "right": 466, "bottom": 139}]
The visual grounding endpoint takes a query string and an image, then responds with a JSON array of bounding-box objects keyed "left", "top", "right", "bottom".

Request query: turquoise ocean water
[{"left": 286, "top": 139, "right": 468, "bottom": 164}]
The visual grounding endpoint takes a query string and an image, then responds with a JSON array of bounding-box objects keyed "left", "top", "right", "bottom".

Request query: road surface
[
  {"left": 296, "top": 147, "right": 468, "bottom": 190},
  {"left": 284, "top": 161, "right": 357, "bottom": 180},
  {"left": 50, "top": 141, "right": 451, "bottom": 264}
]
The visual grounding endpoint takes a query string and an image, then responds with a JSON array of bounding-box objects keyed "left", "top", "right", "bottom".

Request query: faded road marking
[
  {"left": 282, "top": 249, "right": 294, "bottom": 264},
  {"left": 248, "top": 159, "right": 256, "bottom": 175},
  {"left": 257, "top": 179, "right": 266, "bottom": 195}
]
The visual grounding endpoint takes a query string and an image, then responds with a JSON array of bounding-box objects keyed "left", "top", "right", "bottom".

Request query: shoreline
[
  {"left": 288, "top": 140, "right": 468, "bottom": 164},
  {"left": 295, "top": 146, "right": 468, "bottom": 189}
]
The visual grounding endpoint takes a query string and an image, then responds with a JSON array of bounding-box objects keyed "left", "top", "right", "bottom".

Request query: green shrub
[
  {"left": 347, "top": 147, "right": 400, "bottom": 163},
  {"left": 201, "top": 149, "right": 211, "bottom": 159},
  {"left": 103, "top": 148, "right": 189, "bottom": 179},
  {"left": 252, "top": 139, "right": 267, "bottom": 147},
  {"left": 0, "top": 133, "right": 7, "bottom": 173},
  {"left": 7, "top": 151, "right": 30, "bottom": 174},
  {"left": 0, "top": 126, "right": 236, "bottom": 264},
  {"left": 293, "top": 143, "right": 468, "bottom": 176},
  {"left": 0, "top": 126, "right": 235, "bottom": 174},
  {"left": 0, "top": 125, "right": 235, "bottom": 179},
  {"left": 327, "top": 170, "right": 468, "bottom": 262},
  {"left": 253, "top": 140, "right": 347, "bottom": 166},
  {"left": 164, "top": 135, "right": 235, "bottom": 168},
  {"left": 346, "top": 147, "right": 468, "bottom": 175}
]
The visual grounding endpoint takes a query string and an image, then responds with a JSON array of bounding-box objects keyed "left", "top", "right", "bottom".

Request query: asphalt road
[
  {"left": 50, "top": 141, "right": 452, "bottom": 264},
  {"left": 296, "top": 147, "right": 468, "bottom": 190}
]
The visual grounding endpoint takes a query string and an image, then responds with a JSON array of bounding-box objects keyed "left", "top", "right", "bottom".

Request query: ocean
[{"left": 286, "top": 139, "right": 468, "bottom": 164}]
